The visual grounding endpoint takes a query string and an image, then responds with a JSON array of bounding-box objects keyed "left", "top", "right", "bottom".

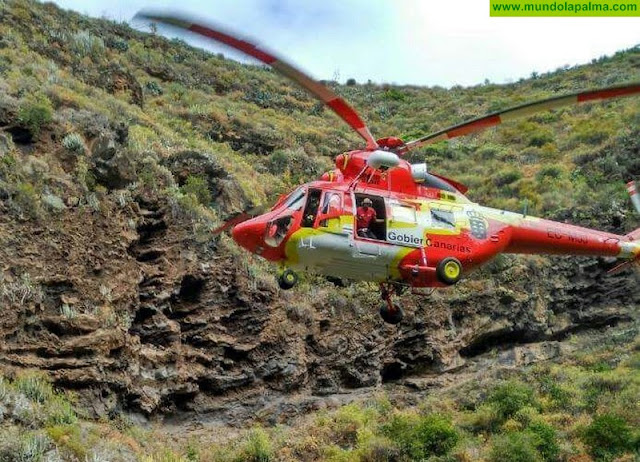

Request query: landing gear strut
[{"left": 379, "top": 283, "right": 404, "bottom": 324}]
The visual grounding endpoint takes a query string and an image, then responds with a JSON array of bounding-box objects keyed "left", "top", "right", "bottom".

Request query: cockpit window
[
  {"left": 283, "top": 187, "right": 306, "bottom": 211},
  {"left": 265, "top": 215, "right": 293, "bottom": 247},
  {"left": 321, "top": 192, "right": 341, "bottom": 214}
]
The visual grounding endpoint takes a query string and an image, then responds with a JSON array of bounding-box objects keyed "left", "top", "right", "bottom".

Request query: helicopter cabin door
[
  {"left": 349, "top": 194, "right": 397, "bottom": 281},
  {"left": 301, "top": 188, "right": 322, "bottom": 228},
  {"left": 293, "top": 190, "right": 360, "bottom": 279}
]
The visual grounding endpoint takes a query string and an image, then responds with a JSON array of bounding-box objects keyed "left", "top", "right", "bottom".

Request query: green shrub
[
  {"left": 14, "top": 373, "right": 54, "bottom": 404},
  {"left": 412, "top": 414, "right": 460, "bottom": 458},
  {"left": 527, "top": 421, "right": 559, "bottom": 462},
  {"left": 536, "top": 165, "right": 565, "bottom": 182},
  {"left": 46, "top": 424, "right": 86, "bottom": 460},
  {"left": 382, "top": 88, "right": 406, "bottom": 101},
  {"left": 329, "top": 403, "right": 377, "bottom": 447},
  {"left": 0, "top": 431, "right": 52, "bottom": 462},
  {"left": 13, "top": 182, "right": 40, "bottom": 217},
  {"left": 75, "top": 157, "right": 96, "bottom": 192},
  {"left": 586, "top": 360, "right": 614, "bottom": 373},
  {"left": 571, "top": 120, "right": 612, "bottom": 145},
  {"left": 18, "top": 94, "right": 53, "bottom": 136},
  {"left": 105, "top": 36, "right": 129, "bottom": 52},
  {"left": 265, "top": 148, "right": 328, "bottom": 187},
  {"left": 181, "top": 175, "right": 211, "bottom": 206},
  {"left": 488, "top": 432, "right": 541, "bottom": 462},
  {"left": 266, "top": 150, "right": 289, "bottom": 175},
  {"left": 514, "top": 406, "right": 539, "bottom": 426},
  {"left": 488, "top": 381, "right": 538, "bottom": 421},
  {"left": 62, "top": 133, "right": 85, "bottom": 154},
  {"left": 581, "top": 414, "right": 634, "bottom": 460},
  {"left": 46, "top": 395, "right": 77, "bottom": 426},
  {"left": 537, "top": 376, "right": 572, "bottom": 409},
  {"left": 466, "top": 403, "right": 502, "bottom": 433},
  {"left": 245, "top": 88, "right": 276, "bottom": 108},
  {"left": 236, "top": 427, "right": 273, "bottom": 462},
  {"left": 384, "top": 413, "right": 459, "bottom": 460},
  {"left": 494, "top": 168, "right": 523, "bottom": 187},
  {"left": 477, "top": 143, "right": 507, "bottom": 160},
  {"left": 528, "top": 129, "right": 554, "bottom": 147},
  {"left": 1, "top": 150, "right": 17, "bottom": 170},
  {"left": 583, "top": 374, "right": 630, "bottom": 411},
  {"left": 145, "top": 80, "right": 163, "bottom": 96},
  {"left": 70, "top": 30, "right": 105, "bottom": 59}
]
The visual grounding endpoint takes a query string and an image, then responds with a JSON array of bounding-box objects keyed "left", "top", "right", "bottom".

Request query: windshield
[
  {"left": 282, "top": 187, "right": 306, "bottom": 211},
  {"left": 265, "top": 215, "right": 293, "bottom": 247}
]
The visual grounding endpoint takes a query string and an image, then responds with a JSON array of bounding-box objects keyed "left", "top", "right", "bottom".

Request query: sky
[{"left": 52, "top": 0, "right": 640, "bottom": 87}]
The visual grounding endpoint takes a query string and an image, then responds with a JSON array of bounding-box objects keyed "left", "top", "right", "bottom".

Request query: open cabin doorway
[{"left": 354, "top": 193, "right": 386, "bottom": 241}]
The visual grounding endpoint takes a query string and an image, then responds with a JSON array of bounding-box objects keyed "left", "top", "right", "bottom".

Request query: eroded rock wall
[{"left": 1, "top": 193, "right": 637, "bottom": 422}]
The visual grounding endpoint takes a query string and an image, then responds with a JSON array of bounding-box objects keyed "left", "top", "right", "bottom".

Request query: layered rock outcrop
[{"left": 1, "top": 190, "right": 637, "bottom": 424}]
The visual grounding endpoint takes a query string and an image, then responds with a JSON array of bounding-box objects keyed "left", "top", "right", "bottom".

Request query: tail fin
[{"left": 609, "top": 182, "right": 640, "bottom": 274}]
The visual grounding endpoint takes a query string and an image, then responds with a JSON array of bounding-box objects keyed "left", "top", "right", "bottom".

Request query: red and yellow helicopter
[{"left": 137, "top": 11, "right": 640, "bottom": 324}]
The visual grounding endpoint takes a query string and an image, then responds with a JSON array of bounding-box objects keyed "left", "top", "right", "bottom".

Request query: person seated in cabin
[{"left": 356, "top": 198, "right": 383, "bottom": 239}]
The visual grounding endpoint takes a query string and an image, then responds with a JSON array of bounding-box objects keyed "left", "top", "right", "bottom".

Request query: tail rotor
[
  {"left": 627, "top": 180, "right": 640, "bottom": 215},
  {"left": 608, "top": 180, "right": 640, "bottom": 274}
]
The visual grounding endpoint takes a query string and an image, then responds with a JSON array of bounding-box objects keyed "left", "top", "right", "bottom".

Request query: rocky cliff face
[{"left": 2, "top": 181, "right": 637, "bottom": 424}]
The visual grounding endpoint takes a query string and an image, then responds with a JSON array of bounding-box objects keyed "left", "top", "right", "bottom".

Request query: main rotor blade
[
  {"left": 135, "top": 10, "right": 378, "bottom": 150},
  {"left": 404, "top": 82, "right": 640, "bottom": 151}
]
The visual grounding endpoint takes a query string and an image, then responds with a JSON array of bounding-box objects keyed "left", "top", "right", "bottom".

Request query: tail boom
[{"left": 504, "top": 219, "right": 639, "bottom": 260}]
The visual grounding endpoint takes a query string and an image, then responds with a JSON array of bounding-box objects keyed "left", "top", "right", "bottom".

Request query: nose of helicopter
[{"left": 231, "top": 218, "right": 266, "bottom": 253}]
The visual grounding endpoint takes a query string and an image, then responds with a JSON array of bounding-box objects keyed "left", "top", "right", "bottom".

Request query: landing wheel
[
  {"left": 277, "top": 269, "right": 298, "bottom": 290},
  {"left": 379, "top": 303, "right": 404, "bottom": 324},
  {"left": 436, "top": 257, "right": 463, "bottom": 285},
  {"left": 379, "top": 283, "right": 404, "bottom": 324}
]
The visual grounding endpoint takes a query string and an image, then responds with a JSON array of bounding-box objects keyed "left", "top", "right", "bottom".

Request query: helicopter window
[
  {"left": 431, "top": 209, "right": 456, "bottom": 229},
  {"left": 321, "top": 192, "right": 342, "bottom": 214},
  {"left": 283, "top": 187, "right": 306, "bottom": 211},
  {"left": 390, "top": 204, "right": 417, "bottom": 223},
  {"left": 264, "top": 215, "right": 293, "bottom": 247},
  {"left": 318, "top": 192, "right": 342, "bottom": 228}
]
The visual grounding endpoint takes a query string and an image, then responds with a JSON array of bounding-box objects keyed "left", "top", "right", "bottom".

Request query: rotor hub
[{"left": 375, "top": 136, "right": 405, "bottom": 149}]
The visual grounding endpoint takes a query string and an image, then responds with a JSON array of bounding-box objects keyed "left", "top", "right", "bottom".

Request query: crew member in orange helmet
[{"left": 356, "top": 198, "right": 383, "bottom": 239}]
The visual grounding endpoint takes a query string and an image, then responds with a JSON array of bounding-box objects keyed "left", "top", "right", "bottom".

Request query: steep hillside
[{"left": 0, "top": 1, "right": 639, "bottom": 460}]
